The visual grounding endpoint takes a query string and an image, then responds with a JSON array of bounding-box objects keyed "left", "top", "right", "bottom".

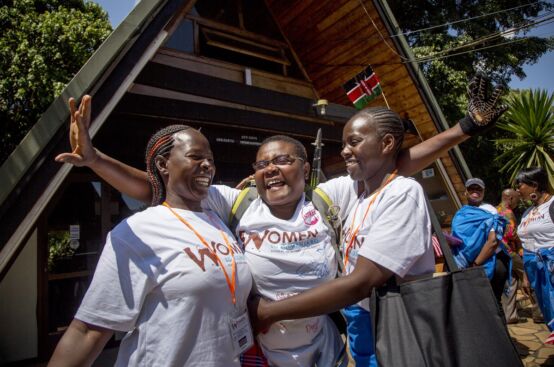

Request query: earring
[{"left": 530, "top": 192, "right": 538, "bottom": 201}]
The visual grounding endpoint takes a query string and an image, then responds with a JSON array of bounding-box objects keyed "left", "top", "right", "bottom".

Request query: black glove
[{"left": 459, "top": 74, "right": 508, "bottom": 136}]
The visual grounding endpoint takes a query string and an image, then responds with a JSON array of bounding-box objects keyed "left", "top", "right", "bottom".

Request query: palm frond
[{"left": 494, "top": 89, "right": 554, "bottom": 186}]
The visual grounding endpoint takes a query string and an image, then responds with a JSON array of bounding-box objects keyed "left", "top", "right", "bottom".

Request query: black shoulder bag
[{"left": 369, "top": 195, "right": 523, "bottom": 367}]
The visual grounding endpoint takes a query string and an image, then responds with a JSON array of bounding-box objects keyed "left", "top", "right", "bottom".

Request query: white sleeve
[
  {"left": 317, "top": 175, "right": 360, "bottom": 219},
  {"left": 75, "top": 232, "right": 155, "bottom": 332},
  {"left": 201, "top": 185, "right": 240, "bottom": 226},
  {"left": 357, "top": 182, "right": 431, "bottom": 278}
]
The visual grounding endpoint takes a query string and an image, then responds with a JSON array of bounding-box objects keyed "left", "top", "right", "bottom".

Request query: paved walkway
[{"left": 508, "top": 297, "right": 554, "bottom": 366}]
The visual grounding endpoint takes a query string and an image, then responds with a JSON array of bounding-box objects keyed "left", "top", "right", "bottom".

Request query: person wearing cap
[{"left": 450, "top": 178, "right": 509, "bottom": 318}]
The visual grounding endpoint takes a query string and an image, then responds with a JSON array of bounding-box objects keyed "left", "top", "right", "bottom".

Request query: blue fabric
[
  {"left": 523, "top": 248, "right": 554, "bottom": 331},
  {"left": 342, "top": 305, "right": 377, "bottom": 367},
  {"left": 451, "top": 205, "right": 508, "bottom": 279}
]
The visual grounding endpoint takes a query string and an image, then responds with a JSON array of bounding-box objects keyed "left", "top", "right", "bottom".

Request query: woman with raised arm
[
  {"left": 49, "top": 125, "right": 252, "bottom": 366},
  {"left": 55, "top": 75, "right": 505, "bottom": 366}
]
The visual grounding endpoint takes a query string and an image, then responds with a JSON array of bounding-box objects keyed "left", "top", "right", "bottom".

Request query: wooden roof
[
  {"left": 267, "top": 0, "right": 469, "bottom": 197},
  {"left": 0, "top": 0, "right": 472, "bottom": 279}
]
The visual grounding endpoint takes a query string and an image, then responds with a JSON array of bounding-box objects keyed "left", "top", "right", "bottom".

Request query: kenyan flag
[{"left": 343, "top": 66, "right": 382, "bottom": 109}]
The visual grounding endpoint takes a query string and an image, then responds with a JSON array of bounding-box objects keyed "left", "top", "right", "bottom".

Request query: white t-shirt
[
  {"left": 205, "top": 181, "right": 355, "bottom": 366},
  {"left": 479, "top": 203, "right": 498, "bottom": 215},
  {"left": 75, "top": 205, "right": 252, "bottom": 367},
  {"left": 341, "top": 176, "right": 434, "bottom": 310},
  {"left": 518, "top": 196, "right": 554, "bottom": 251}
]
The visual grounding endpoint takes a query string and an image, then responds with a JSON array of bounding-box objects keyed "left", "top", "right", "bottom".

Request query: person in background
[
  {"left": 451, "top": 178, "right": 509, "bottom": 318},
  {"left": 497, "top": 189, "right": 524, "bottom": 324},
  {"left": 515, "top": 167, "right": 554, "bottom": 344}
]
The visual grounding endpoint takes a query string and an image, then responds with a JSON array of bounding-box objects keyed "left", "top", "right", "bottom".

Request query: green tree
[
  {"left": 0, "top": 0, "right": 112, "bottom": 164},
  {"left": 388, "top": 0, "right": 554, "bottom": 202},
  {"left": 495, "top": 89, "right": 554, "bottom": 188}
]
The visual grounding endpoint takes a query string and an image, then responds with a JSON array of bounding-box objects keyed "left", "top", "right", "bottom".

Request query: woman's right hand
[{"left": 55, "top": 95, "right": 98, "bottom": 167}]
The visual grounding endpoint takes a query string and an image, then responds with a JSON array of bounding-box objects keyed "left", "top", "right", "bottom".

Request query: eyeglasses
[{"left": 252, "top": 154, "right": 304, "bottom": 171}]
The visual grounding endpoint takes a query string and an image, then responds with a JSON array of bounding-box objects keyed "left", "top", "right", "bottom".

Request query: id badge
[{"left": 229, "top": 311, "right": 254, "bottom": 357}]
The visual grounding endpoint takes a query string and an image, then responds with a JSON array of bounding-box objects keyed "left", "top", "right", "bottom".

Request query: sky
[{"left": 93, "top": 0, "right": 554, "bottom": 93}]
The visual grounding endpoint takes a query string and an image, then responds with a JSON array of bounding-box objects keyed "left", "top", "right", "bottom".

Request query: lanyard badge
[{"left": 229, "top": 311, "right": 254, "bottom": 357}]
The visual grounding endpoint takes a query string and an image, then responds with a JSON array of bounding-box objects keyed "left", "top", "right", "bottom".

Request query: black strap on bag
[{"left": 425, "top": 194, "right": 459, "bottom": 272}]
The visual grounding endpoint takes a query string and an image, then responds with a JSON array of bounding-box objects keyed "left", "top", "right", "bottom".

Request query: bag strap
[
  {"left": 306, "top": 188, "right": 345, "bottom": 274},
  {"left": 229, "top": 187, "right": 258, "bottom": 234},
  {"left": 424, "top": 194, "right": 459, "bottom": 272}
]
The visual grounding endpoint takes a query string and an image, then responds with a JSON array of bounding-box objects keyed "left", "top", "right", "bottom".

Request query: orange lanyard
[
  {"left": 163, "top": 202, "right": 237, "bottom": 305},
  {"left": 343, "top": 170, "right": 398, "bottom": 268}
]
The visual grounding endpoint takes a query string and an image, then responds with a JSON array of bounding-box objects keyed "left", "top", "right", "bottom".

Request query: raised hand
[
  {"left": 459, "top": 74, "right": 508, "bottom": 135},
  {"left": 55, "top": 95, "right": 98, "bottom": 166}
]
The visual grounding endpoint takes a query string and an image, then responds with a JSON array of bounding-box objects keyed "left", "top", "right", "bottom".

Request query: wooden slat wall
[{"left": 267, "top": 0, "right": 467, "bottom": 200}]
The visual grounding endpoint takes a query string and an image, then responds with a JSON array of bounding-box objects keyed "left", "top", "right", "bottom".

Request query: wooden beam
[
  {"left": 136, "top": 62, "right": 319, "bottom": 117},
  {"left": 187, "top": 14, "right": 289, "bottom": 48},
  {"left": 115, "top": 93, "right": 344, "bottom": 141}
]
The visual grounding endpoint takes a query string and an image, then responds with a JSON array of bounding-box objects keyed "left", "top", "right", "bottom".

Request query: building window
[{"left": 163, "top": 0, "right": 305, "bottom": 79}]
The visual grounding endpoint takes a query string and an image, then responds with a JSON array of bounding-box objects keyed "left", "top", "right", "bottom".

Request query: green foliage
[
  {"left": 0, "top": 0, "right": 111, "bottom": 164},
  {"left": 47, "top": 230, "right": 74, "bottom": 271},
  {"left": 388, "top": 0, "right": 554, "bottom": 202},
  {"left": 495, "top": 89, "right": 554, "bottom": 188}
]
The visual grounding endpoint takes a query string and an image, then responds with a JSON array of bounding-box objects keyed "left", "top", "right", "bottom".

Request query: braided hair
[
  {"left": 353, "top": 107, "right": 405, "bottom": 156},
  {"left": 259, "top": 135, "right": 307, "bottom": 161},
  {"left": 145, "top": 124, "right": 192, "bottom": 206}
]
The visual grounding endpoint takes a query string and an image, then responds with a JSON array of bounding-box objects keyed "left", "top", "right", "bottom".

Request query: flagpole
[{"left": 381, "top": 89, "right": 390, "bottom": 109}]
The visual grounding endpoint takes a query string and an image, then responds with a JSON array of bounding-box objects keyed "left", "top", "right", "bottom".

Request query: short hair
[
  {"left": 515, "top": 166, "right": 549, "bottom": 192},
  {"left": 351, "top": 107, "right": 405, "bottom": 156},
  {"left": 258, "top": 135, "right": 307, "bottom": 161},
  {"left": 145, "top": 124, "right": 192, "bottom": 206}
]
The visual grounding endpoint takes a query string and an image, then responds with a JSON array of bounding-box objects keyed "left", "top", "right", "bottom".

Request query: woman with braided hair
[
  {"left": 49, "top": 125, "right": 253, "bottom": 366},
  {"left": 54, "top": 75, "right": 506, "bottom": 366}
]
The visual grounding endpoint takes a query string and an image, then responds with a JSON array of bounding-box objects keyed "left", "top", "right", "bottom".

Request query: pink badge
[{"left": 302, "top": 207, "right": 319, "bottom": 226}]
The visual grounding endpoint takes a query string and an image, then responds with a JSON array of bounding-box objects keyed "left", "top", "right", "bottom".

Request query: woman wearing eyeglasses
[{"left": 56, "top": 80, "right": 502, "bottom": 366}]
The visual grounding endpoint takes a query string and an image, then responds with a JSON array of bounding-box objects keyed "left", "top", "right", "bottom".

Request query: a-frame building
[{"left": 0, "top": 0, "right": 471, "bottom": 363}]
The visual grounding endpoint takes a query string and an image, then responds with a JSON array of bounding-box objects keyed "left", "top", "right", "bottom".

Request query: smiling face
[
  {"left": 516, "top": 182, "right": 536, "bottom": 202},
  {"left": 253, "top": 140, "right": 309, "bottom": 217},
  {"left": 465, "top": 184, "right": 485, "bottom": 206},
  {"left": 341, "top": 116, "right": 394, "bottom": 185},
  {"left": 158, "top": 130, "right": 215, "bottom": 210}
]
